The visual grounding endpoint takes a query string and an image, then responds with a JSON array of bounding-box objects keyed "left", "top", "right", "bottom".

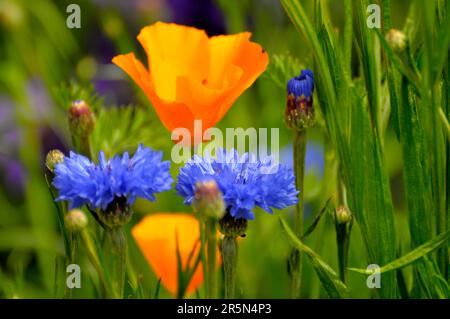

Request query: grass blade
[
  {"left": 280, "top": 217, "right": 348, "bottom": 298},
  {"left": 349, "top": 230, "right": 450, "bottom": 274}
]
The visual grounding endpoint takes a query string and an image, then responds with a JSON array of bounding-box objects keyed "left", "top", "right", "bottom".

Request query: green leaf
[
  {"left": 264, "top": 53, "right": 303, "bottom": 89},
  {"left": 301, "top": 198, "right": 331, "bottom": 240},
  {"left": 280, "top": 217, "right": 349, "bottom": 299},
  {"left": 348, "top": 88, "right": 397, "bottom": 298},
  {"left": 53, "top": 81, "right": 104, "bottom": 112},
  {"left": 349, "top": 230, "right": 450, "bottom": 275},
  {"left": 90, "top": 105, "right": 166, "bottom": 157},
  {"left": 153, "top": 278, "right": 162, "bottom": 299},
  {"left": 352, "top": 0, "right": 382, "bottom": 134},
  {"left": 398, "top": 78, "right": 433, "bottom": 246},
  {"left": 375, "top": 29, "right": 421, "bottom": 91}
]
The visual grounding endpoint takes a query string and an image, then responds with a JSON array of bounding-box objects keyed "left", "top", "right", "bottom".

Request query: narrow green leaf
[
  {"left": 349, "top": 230, "right": 450, "bottom": 274},
  {"left": 280, "top": 217, "right": 348, "bottom": 298},
  {"left": 301, "top": 199, "right": 331, "bottom": 240},
  {"left": 439, "top": 108, "right": 450, "bottom": 143},
  {"left": 375, "top": 29, "right": 421, "bottom": 91},
  {"left": 348, "top": 88, "right": 397, "bottom": 298},
  {"left": 154, "top": 278, "right": 162, "bottom": 299}
]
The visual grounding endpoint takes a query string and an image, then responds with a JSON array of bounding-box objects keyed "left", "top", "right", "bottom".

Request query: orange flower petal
[
  {"left": 137, "top": 22, "right": 210, "bottom": 101},
  {"left": 112, "top": 53, "right": 195, "bottom": 132},
  {"left": 208, "top": 33, "right": 269, "bottom": 119},
  {"left": 175, "top": 65, "right": 242, "bottom": 129},
  {"left": 132, "top": 213, "right": 208, "bottom": 296},
  {"left": 112, "top": 22, "right": 269, "bottom": 144}
]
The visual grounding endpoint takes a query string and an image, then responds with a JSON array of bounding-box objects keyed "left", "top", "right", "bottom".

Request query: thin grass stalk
[{"left": 81, "top": 229, "right": 112, "bottom": 298}]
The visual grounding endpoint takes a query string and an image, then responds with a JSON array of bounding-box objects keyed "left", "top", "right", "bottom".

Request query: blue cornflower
[
  {"left": 287, "top": 69, "right": 314, "bottom": 98},
  {"left": 285, "top": 69, "right": 315, "bottom": 131},
  {"left": 53, "top": 145, "right": 173, "bottom": 211},
  {"left": 176, "top": 148, "right": 298, "bottom": 220}
]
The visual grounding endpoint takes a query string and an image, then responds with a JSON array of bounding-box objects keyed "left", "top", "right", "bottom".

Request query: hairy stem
[
  {"left": 108, "top": 227, "right": 126, "bottom": 298},
  {"left": 222, "top": 235, "right": 237, "bottom": 299}
]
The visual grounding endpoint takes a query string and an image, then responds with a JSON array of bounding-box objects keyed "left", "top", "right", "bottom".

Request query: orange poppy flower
[
  {"left": 112, "top": 22, "right": 269, "bottom": 143},
  {"left": 131, "top": 213, "right": 219, "bottom": 296}
]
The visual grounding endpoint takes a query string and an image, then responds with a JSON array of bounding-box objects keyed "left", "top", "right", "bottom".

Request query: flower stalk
[
  {"left": 334, "top": 206, "right": 353, "bottom": 283},
  {"left": 285, "top": 69, "right": 315, "bottom": 298},
  {"left": 219, "top": 212, "right": 247, "bottom": 299},
  {"left": 108, "top": 227, "right": 127, "bottom": 298},
  {"left": 205, "top": 218, "right": 217, "bottom": 298},
  {"left": 80, "top": 228, "right": 112, "bottom": 298},
  {"left": 290, "top": 130, "right": 306, "bottom": 298},
  {"left": 222, "top": 235, "right": 237, "bottom": 299},
  {"left": 199, "top": 221, "right": 209, "bottom": 297},
  {"left": 192, "top": 180, "right": 224, "bottom": 298}
]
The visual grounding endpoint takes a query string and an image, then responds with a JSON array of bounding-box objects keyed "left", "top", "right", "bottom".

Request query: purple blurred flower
[
  {"left": 0, "top": 155, "right": 26, "bottom": 202},
  {"left": 168, "top": 0, "right": 226, "bottom": 36},
  {"left": 27, "top": 78, "right": 52, "bottom": 117}
]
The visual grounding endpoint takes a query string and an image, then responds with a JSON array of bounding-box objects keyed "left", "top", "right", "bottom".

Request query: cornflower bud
[
  {"left": 65, "top": 209, "right": 88, "bottom": 233},
  {"left": 193, "top": 180, "right": 225, "bottom": 220},
  {"left": 68, "top": 100, "right": 94, "bottom": 138},
  {"left": 45, "top": 149, "right": 65, "bottom": 172},
  {"left": 285, "top": 69, "right": 315, "bottom": 132},
  {"left": 385, "top": 29, "right": 406, "bottom": 53}
]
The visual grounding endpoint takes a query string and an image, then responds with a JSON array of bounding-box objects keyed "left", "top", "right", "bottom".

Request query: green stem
[
  {"left": 64, "top": 234, "right": 77, "bottom": 299},
  {"left": 335, "top": 221, "right": 352, "bottom": 283},
  {"left": 108, "top": 227, "right": 126, "bottom": 298},
  {"left": 81, "top": 229, "right": 112, "bottom": 298},
  {"left": 199, "top": 221, "right": 208, "bottom": 297},
  {"left": 343, "top": 0, "right": 353, "bottom": 77},
  {"left": 72, "top": 135, "right": 92, "bottom": 159},
  {"left": 439, "top": 108, "right": 450, "bottom": 143},
  {"left": 291, "top": 130, "right": 306, "bottom": 298},
  {"left": 205, "top": 219, "right": 217, "bottom": 298},
  {"left": 79, "top": 136, "right": 92, "bottom": 159},
  {"left": 222, "top": 235, "right": 237, "bottom": 299}
]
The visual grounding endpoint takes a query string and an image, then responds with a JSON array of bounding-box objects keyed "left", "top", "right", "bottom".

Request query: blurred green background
[{"left": 0, "top": 0, "right": 416, "bottom": 298}]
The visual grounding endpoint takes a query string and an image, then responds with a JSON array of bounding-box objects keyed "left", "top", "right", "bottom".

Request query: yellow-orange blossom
[
  {"left": 112, "top": 22, "right": 269, "bottom": 142},
  {"left": 132, "top": 213, "right": 212, "bottom": 296}
]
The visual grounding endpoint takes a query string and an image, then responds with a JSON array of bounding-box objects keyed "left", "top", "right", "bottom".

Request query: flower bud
[
  {"left": 335, "top": 205, "right": 352, "bottom": 225},
  {"left": 98, "top": 196, "right": 133, "bottom": 229},
  {"left": 285, "top": 69, "right": 315, "bottom": 131},
  {"left": 68, "top": 100, "right": 95, "bottom": 138},
  {"left": 219, "top": 211, "right": 248, "bottom": 238},
  {"left": 45, "top": 149, "right": 65, "bottom": 172},
  {"left": 65, "top": 209, "right": 88, "bottom": 232},
  {"left": 385, "top": 29, "right": 406, "bottom": 53},
  {"left": 193, "top": 180, "right": 225, "bottom": 220}
]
